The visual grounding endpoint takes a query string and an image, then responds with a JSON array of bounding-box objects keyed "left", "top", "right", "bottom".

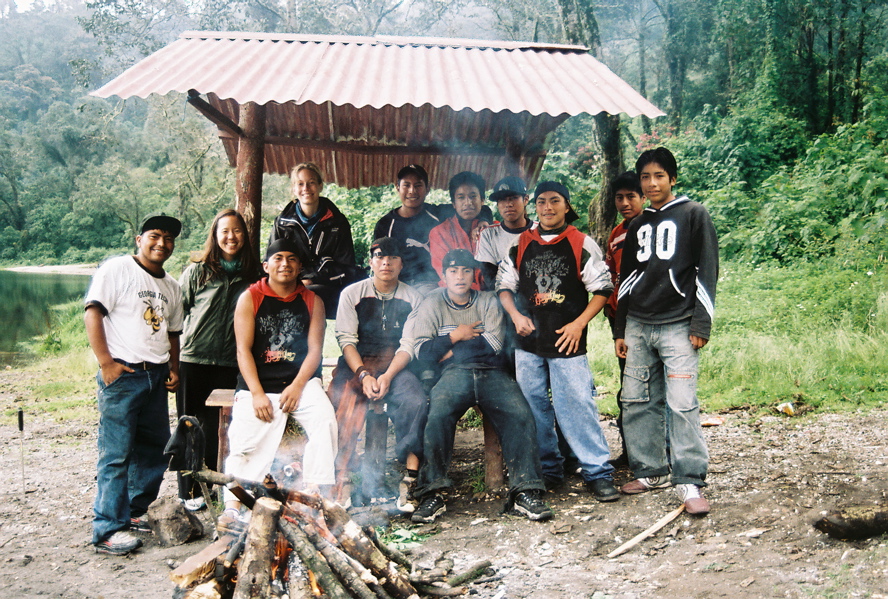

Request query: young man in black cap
[
  {"left": 374, "top": 165, "right": 442, "bottom": 295},
  {"left": 410, "top": 248, "right": 551, "bottom": 523},
  {"left": 329, "top": 237, "right": 428, "bottom": 511},
  {"left": 84, "top": 214, "right": 184, "bottom": 555},
  {"left": 221, "top": 238, "right": 338, "bottom": 528},
  {"left": 498, "top": 182, "right": 619, "bottom": 502},
  {"left": 475, "top": 176, "right": 535, "bottom": 289}
]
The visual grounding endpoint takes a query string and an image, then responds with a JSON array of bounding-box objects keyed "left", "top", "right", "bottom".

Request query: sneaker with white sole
[
  {"left": 129, "top": 515, "right": 151, "bottom": 532},
  {"left": 620, "top": 475, "right": 672, "bottom": 494},
  {"left": 411, "top": 493, "right": 446, "bottom": 523},
  {"left": 94, "top": 531, "right": 143, "bottom": 555},
  {"left": 510, "top": 490, "right": 553, "bottom": 521},
  {"left": 397, "top": 476, "right": 415, "bottom": 513},
  {"left": 182, "top": 497, "right": 206, "bottom": 512},
  {"left": 674, "top": 483, "right": 710, "bottom": 515}
]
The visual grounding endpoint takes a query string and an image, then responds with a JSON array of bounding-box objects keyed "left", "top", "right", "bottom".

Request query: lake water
[{"left": 0, "top": 270, "right": 91, "bottom": 366}]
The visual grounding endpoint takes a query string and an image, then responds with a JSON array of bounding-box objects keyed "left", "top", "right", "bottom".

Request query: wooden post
[
  {"left": 235, "top": 102, "right": 266, "bottom": 256},
  {"left": 232, "top": 497, "right": 282, "bottom": 599},
  {"left": 362, "top": 404, "right": 388, "bottom": 501},
  {"left": 480, "top": 411, "right": 505, "bottom": 490}
]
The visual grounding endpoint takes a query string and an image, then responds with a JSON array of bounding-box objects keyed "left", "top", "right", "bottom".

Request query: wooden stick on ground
[
  {"left": 446, "top": 560, "right": 491, "bottom": 587},
  {"left": 607, "top": 505, "right": 686, "bottom": 558}
]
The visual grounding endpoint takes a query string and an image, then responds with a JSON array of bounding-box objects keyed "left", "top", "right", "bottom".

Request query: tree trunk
[
  {"left": 589, "top": 113, "right": 622, "bottom": 248},
  {"left": 235, "top": 102, "right": 266, "bottom": 258}
]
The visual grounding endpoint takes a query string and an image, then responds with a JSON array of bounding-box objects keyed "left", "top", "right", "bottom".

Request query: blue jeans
[
  {"left": 514, "top": 349, "right": 614, "bottom": 482},
  {"left": 621, "top": 317, "right": 708, "bottom": 486},
  {"left": 414, "top": 366, "right": 544, "bottom": 499},
  {"left": 93, "top": 364, "right": 171, "bottom": 544}
]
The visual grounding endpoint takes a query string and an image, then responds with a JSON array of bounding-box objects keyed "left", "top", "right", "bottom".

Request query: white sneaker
[{"left": 182, "top": 497, "right": 206, "bottom": 512}]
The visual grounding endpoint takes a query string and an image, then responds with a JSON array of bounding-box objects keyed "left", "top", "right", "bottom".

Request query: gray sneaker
[
  {"left": 397, "top": 476, "right": 416, "bottom": 513},
  {"left": 94, "top": 531, "right": 142, "bottom": 556}
]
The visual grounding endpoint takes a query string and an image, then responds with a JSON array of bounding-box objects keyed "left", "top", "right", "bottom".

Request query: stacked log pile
[{"left": 171, "top": 470, "right": 493, "bottom": 599}]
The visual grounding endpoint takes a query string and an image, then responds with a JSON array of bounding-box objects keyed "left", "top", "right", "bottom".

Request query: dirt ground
[{"left": 1, "top": 372, "right": 887, "bottom": 598}]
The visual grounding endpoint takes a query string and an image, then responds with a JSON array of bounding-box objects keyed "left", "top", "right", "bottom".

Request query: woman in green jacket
[{"left": 176, "top": 208, "right": 259, "bottom": 509}]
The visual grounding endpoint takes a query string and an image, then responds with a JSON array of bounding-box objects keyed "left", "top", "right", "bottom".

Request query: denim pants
[
  {"left": 514, "top": 349, "right": 614, "bottom": 482},
  {"left": 93, "top": 364, "right": 171, "bottom": 544},
  {"left": 414, "top": 366, "right": 544, "bottom": 499},
  {"left": 621, "top": 317, "right": 708, "bottom": 486}
]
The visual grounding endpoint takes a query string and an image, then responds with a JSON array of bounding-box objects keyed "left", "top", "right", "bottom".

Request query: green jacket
[{"left": 179, "top": 262, "right": 252, "bottom": 367}]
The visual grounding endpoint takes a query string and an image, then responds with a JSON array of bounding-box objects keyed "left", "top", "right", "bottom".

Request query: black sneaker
[
  {"left": 586, "top": 478, "right": 620, "bottom": 502},
  {"left": 411, "top": 493, "right": 446, "bottom": 523},
  {"left": 543, "top": 475, "right": 564, "bottom": 491},
  {"left": 511, "top": 490, "right": 553, "bottom": 521},
  {"left": 129, "top": 516, "right": 151, "bottom": 532},
  {"left": 94, "top": 531, "right": 143, "bottom": 556}
]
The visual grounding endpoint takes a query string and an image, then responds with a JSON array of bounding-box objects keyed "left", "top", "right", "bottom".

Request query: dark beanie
[{"left": 264, "top": 238, "right": 304, "bottom": 262}]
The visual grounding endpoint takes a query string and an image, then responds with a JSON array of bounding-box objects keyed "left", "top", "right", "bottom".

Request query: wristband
[{"left": 358, "top": 370, "right": 372, "bottom": 383}]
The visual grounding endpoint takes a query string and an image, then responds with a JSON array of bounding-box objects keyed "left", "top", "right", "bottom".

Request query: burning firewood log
[
  {"left": 177, "top": 468, "right": 499, "bottom": 599},
  {"left": 232, "top": 497, "right": 283, "bottom": 599}
]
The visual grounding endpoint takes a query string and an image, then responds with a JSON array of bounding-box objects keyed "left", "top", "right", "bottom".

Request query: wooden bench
[{"left": 205, "top": 375, "right": 506, "bottom": 494}]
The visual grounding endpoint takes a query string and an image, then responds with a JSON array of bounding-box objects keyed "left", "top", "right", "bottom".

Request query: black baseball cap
[
  {"left": 140, "top": 214, "right": 182, "bottom": 237},
  {"left": 369, "top": 237, "right": 403, "bottom": 258},
  {"left": 441, "top": 248, "right": 479, "bottom": 272},
  {"left": 490, "top": 176, "right": 528, "bottom": 202},
  {"left": 533, "top": 181, "right": 580, "bottom": 224},
  {"left": 397, "top": 164, "right": 429, "bottom": 185}
]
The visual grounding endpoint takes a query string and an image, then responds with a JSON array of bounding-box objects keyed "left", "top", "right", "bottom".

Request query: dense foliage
[{"left": 0, "top": 0, "right": 886, "bottom": 275}]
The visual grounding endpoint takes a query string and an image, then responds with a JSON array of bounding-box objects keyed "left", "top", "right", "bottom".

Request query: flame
[{"left": 308, "top": 570, "right": 321, "bottom": 596}]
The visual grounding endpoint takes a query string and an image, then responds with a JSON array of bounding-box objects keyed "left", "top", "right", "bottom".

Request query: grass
[
  {"left": 3, "top": 258, "right": 887, "bottom": 424},
  {"left": 588, "top": 258, "right": 888, "bottom": 417}
]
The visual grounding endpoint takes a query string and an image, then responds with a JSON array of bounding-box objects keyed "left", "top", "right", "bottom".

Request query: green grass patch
[{"left": 587, "top": 258, "right": 888, "bottom": 416}]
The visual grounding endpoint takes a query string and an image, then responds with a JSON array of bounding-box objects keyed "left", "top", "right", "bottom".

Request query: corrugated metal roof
[
  {"left": 92, "top": 32, "right": 665, "bottom": 188},
  {"left": 95, "top": 31, "right": 662, "bottom": 117}
]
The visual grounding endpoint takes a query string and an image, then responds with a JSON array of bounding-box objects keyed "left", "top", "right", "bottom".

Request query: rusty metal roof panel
[{"left": 93, "top": 32, "right": 664, "bottom": 119}]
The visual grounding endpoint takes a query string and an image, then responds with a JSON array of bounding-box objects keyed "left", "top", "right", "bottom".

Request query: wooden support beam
[
  {"left": 235, "top": 102, "right": 266, "bottom": 256},
  {"left": 187, "top": 90, "right": 244, "bottom": 138},
  {"left": 218, "top": 131, "right": 547, "bottom": 158}
]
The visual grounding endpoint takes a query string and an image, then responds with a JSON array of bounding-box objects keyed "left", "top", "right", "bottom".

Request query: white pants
[{"left": 224, "top": 378, "right": 337, "bottom": 501}]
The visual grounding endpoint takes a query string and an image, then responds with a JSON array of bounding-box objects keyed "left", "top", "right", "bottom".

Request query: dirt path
[{"left": 1, "top": 399, "right": 886, "bottom": 598}]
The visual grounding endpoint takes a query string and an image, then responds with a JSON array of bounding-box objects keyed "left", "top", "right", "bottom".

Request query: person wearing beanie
[
  {"left": 328, "top": 237, "right": 428, "bottom": 512},
  {"left": 497, "top": 182, "right": 620, "bottom": 502},
  {"left": 219, "top": 238, "right": 338, "bottom": 532}
]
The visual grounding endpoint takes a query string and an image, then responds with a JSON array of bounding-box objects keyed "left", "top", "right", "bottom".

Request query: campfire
[{"left": 170, "top": 469, "right": 493, "bottom": 599}]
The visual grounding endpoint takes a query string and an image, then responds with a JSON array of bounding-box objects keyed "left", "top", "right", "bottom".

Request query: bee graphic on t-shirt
[{"left": 143, "top": 301, "right": 164, "bottom": 332}]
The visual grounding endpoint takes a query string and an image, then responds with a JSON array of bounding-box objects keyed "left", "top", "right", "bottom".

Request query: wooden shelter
[{"left": 92, "top": 31, "right": 665, "bottom": 244}]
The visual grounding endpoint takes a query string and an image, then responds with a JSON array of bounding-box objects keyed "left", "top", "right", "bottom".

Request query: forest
[{"left": 1, "top": 0, "right": 886, "bottom": 267}]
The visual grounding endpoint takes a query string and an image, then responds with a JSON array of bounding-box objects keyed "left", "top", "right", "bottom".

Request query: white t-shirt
[
  {"left": 475, "top": 221, "right": 537, "bottom": 266},
  {"left": 85, "top": 255, "right": 184, "bottom": 364}
]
